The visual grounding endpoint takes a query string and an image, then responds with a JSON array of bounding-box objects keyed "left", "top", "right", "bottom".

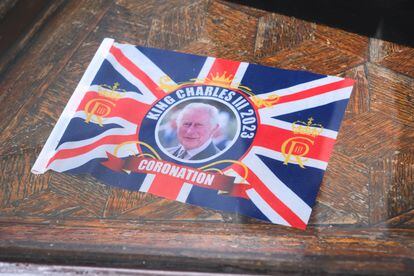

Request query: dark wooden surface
[{"left": 0, "top": 0, "right": 413, "bottom": 274}]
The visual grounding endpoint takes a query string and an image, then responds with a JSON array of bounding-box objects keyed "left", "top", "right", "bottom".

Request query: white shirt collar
[{"left": 182, "top": 138, "right": 212, "bottom": 159}]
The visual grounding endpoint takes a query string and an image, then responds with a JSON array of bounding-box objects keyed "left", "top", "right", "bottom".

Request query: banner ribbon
[{"left": 102, "top": 153, "right": 249, "bottom": 198}]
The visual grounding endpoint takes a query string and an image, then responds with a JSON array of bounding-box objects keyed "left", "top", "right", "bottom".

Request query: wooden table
[{"left": 0, "top": 0, "right": 413, "bottom": 274}]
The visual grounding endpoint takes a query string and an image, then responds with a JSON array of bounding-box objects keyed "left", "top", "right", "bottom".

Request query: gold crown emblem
[
  {"left": 204, "top": 71, "right": 237, "bottom": 88},
  {"left": 292, "top": 117, "right": 323, "bottom": 137},
  {"left": 98, "top": 82, "right": 125, "bottom": 100}
]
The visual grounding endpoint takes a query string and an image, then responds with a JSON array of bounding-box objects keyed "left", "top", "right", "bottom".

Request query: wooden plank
[
  {"left": 259, "top": 39, "right": 365, "bottom": 75},
  {"left": 255, "top": 13, "right": 315, "bottom": 58},
  {"left": 49, "top": 174, "right": 110, "bottom": 217},
  {"left": 335, "top": 112, "right": 413, "bottom": 164},
  {"left": 0, "top": 0, "right": 50, "bottom": 54},
  {"left": 201, "top": 1, "right": 259, "bottom": 61},
  {"left": 116, "top": 197, "right": 226, "bottom": 222},
  {"left": 255, "top": 12, "right": 368, "bottom": 74},
  {"left": 368, "top": 63, "right": 414, "bottom": 127},
  {"left": 0, "top": 0, "right": 18, "bottom": 19},
  {"left": 88, "top": 1, "right": 153, "bottom": 46},
  {"left": 311, "top": 152, "right": 369, "bottom": 225},
  {"left": 0, "top": 190, "right": 92, "bottom": 218},
  {"left": 376, "top": 209, "right": 414, "bottom": 229},
  {"left": 369, "top": 150, "right": 414, "bottom": 224},
  {"left": 370, "top": 38, "right": 414, "bottom": 78},
  {"left": 0, "top": 217, "right": 412, "bottom": 274},
  {"left": 147, "top": 0, "right": 209, "bottom": 50},
  {"left": 0, "top": 0, "right": 65, "bottom": 75},
  {"left": 103, "top": 188, "right": 224, "bottom": 221},
  {"left": 175, "top": 1, "right": 260, "bottom": 61},
  {"left": 0, "top": 0, "right": 110, "bottom": 147},
  {"left": 0, "top": 148, "right": 49, "bottom": 208},
  {"left": 341, "top": 65, "right": 370, "bottom": 119},
  {"left": 315, "top": 24, "right": 368, "bottom": 60}
]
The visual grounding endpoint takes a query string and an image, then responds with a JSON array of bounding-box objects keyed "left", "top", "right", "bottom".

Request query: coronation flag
[{"left": 32, "top": 38, "right": 355, "bottom": 229}]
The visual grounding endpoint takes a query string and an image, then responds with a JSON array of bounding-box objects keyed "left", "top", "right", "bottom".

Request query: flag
[{"left": 32, "top": 38, "right": 354, "bottom": 229}]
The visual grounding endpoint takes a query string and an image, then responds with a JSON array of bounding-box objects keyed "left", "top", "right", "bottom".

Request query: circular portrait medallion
[{"left": 138, "top": 85, "right": 258, "bottom": 169}]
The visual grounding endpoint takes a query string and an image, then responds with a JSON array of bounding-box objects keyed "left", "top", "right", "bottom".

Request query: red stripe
[
  {"left": 77, "top": 91, "right": 151, "bottom": 124},
  {"left": 148, "top": 175, "right": 184, "bottom": 201},
  {"left": 254, "top": 124, "right": 335, "bottom": 162},
  {"left": 47, "top": 134, "right": 136, "bottom": 166},
  {"left": 207, "top": 58, "right": 241, "bottom": 81},
  {"left": 274, "top": 78, "right": 354, "bottom": 106},
  {"left": 109, "top": 46, "right": 166, "bottom": 99},
  {"left": 231, "top": 164, "right": 306, "bottom": 229}
]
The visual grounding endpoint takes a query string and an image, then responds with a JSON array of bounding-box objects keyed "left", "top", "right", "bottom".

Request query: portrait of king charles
[{"left": 165, "top": 102, "right": 222, "bottom": 160}]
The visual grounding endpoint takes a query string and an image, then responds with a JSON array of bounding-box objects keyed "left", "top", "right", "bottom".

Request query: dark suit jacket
[{"left": 168, "top": 142, "right": 220, "bottom": 160}]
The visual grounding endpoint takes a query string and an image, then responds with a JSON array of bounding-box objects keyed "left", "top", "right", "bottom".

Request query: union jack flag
[{"left": 32, "top": 38, "right": 354, "bottom": 229}]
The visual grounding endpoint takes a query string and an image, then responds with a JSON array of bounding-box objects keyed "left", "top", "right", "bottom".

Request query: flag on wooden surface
[{"left": 32, "top": 38, "right": 355, "bottom": 229}]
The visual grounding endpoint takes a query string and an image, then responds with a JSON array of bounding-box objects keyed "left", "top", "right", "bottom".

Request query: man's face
[{"left": 177, "top": 108, "right": 218, "bottom": 150}]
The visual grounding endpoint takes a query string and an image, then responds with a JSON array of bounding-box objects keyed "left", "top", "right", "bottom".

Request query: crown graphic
[
  {"left": 98, "top": 82, "right": 125, "bottom": 100},
  {"left": 204, "top": 71, "right": 237, "bottom": 88},
  {"left": 292, "top": 117, "right": 323, "bottom": 137}
]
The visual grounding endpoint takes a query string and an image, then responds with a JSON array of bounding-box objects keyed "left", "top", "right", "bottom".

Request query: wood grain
[
  {"left": 0, "top": 0, "right": 110, "bottom": 155},
  {"left": 311, "top": 152, "right": 369, "bottom": 225},
  {"left": 377, "top": 209, "right": 414, "bottom": 229},
  {"left": 0, "top": 148, "right": 49, "bottom": 209},
  {"left": 255, "top": 13, "right": 315, "bottom": 58},
  {"left": 147, "top": 0, "right": 208, "bottom": 50},
  {"left": 0, "top": 0, "right": 413, "bottom": 274},
  {"left": 335, "top": 112, "right": 411, "bottom": 164},
  {"left": 341, "top": 65, "right": 370, "bottom": 119},
  {"left": 368, "top": 63, "right": 414, "bottom": 127},
  {"left": 49, "top": 174, "right": 110, "bottom": 217},
  {"left": 0, "top": 0, "right": 65, "bottom": 75},
  {"left": 0, "top": 0, "right": 18, "bottom": 19},
  {"left": 0, "top": 217, "right": 412, "bottom": 274},
  {"left": 369, "top": 150, "right": 414, "bottom": 224},
  {"left": 259, "top": 39, "right": 365, "bottom": 75},
  {"left": 254, "top": 12, "right": 368, "bottom": 75},
  {"left": 370, "top": 38, "right": 414, "bottom": 78},
  {"left": 0, "top": 190, "right": 92, "bottom": 218},
  {"left": 201, "top": 1, "right": 259, "bottom": 61}
]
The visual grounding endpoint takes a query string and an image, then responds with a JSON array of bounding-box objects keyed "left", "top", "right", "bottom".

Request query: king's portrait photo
[{"left": 157, "top": 100, "right": 238, "bottom": 162}]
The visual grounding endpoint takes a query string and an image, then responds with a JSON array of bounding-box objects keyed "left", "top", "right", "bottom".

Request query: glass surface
[{"left": 0, "top": 1, "right": 412, "bottom": 274}]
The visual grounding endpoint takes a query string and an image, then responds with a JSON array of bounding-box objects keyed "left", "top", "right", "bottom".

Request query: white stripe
[
  {"left": 176, "top": 183, "right": 193, "bottom": 202},
  {"left": 56, "top": 128, "right": 135, "bottom": 152},
  {"left": 257, "top": 76, "right": 343, "bottom": 98},
  {"left": 197, "top": 57, "right": 215, "bottom": 80},
  {"left": 223, "top": 168, "right": 249, "bottom": 184},
  {"left": 260, "top": 117, "right": 338, "bottom": 140},
  {"left": 88, "top": 85, "right": 156, "bottom": 105},
  {"left": 32, "top": 38, "right": 115, "bottom": 174},
  {"left": 73, "top": 110, "right": 137, "bottom": 130},
  {"left": 251, "top": 145, "right": 327, "bottom": 171},
  {"left": 246, "top": 188, "right": 290, "bottom": 226},
  {"left": 48, "top": 142, "right": 138, "bottom": 172},
  {"left": 139, "top": 174, "right": 156, "bottom": 193},
  {"left": 114, "top": 43, "right": 177, "bottom": 89},
  {"left": 243, "top": 146, "right": 312, "bottom": 223},
  {"left": 48, "top": 144, "right": 118, "bottom": 172},
  {"left": 259, "top": 86, "right": 353, "bottom": 117},
  {"left": 106, "top": 53, "right": 157, "bottom": 104},
  {"left": 231, "top": 62, "right": 248, "bottom": 88}
]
